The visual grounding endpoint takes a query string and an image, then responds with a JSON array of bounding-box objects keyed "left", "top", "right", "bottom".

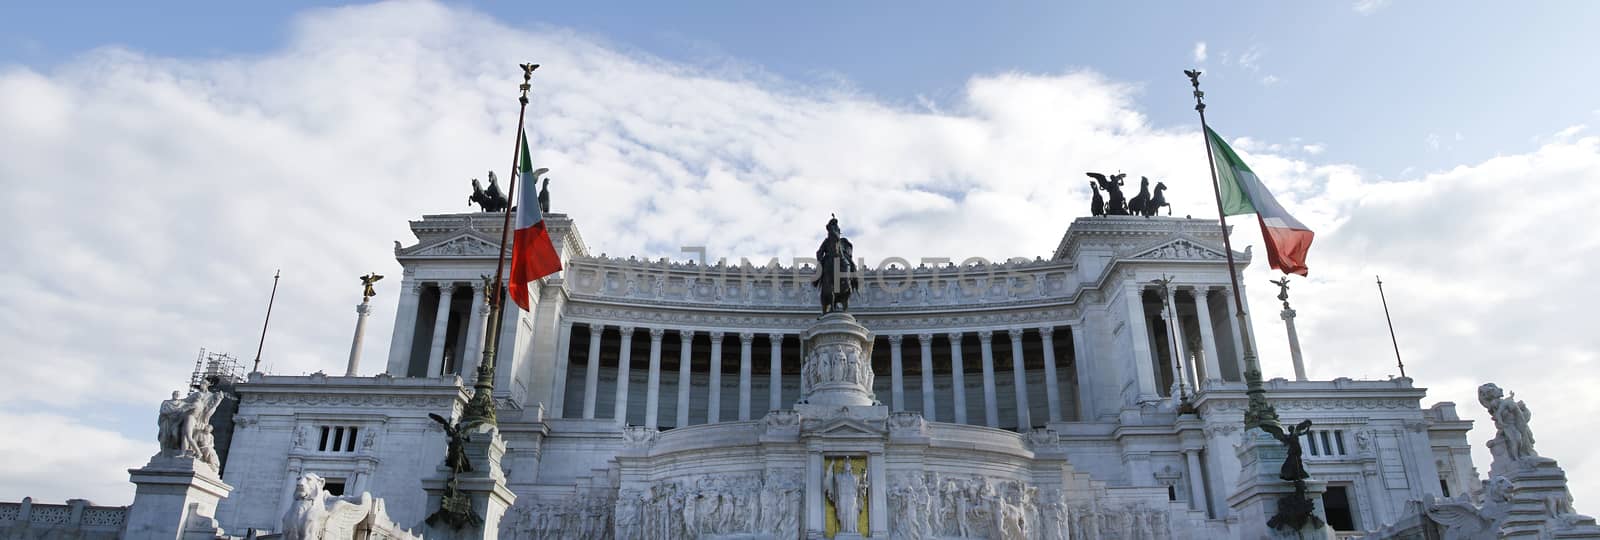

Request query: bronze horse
[{"left": 468, "top": 171, "right": 510, "bottom": 213}]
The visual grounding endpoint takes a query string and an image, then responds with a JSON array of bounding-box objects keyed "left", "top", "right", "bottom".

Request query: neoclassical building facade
[{"left": 206, "top": 211, "right": 1478, "bottom": 539}]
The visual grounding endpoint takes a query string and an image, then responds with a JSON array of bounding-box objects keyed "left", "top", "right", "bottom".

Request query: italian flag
[
  {"left": 1207, "top": 126, "right": 1314, "bottom": 276},
  {"left": 507, "top": 128, "right": 563, "bottom": 310}
]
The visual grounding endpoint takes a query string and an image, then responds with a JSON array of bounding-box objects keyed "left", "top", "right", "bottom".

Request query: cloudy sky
[{"left": 2, "top": 1, "right": 1598, "bottom": 511}]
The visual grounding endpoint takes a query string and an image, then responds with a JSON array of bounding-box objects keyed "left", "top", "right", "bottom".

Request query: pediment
[
  {"left": 398, "top": 231, "right": 502, "bottom": 258},
  {"left": 806, "top": 417, "right": 886, "bottom": 439},
  {"left": 1126, "top": 236, "right": 1227, "bottom": 261}
]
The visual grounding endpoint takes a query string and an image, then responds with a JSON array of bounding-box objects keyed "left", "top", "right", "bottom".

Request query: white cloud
[
  {"left": 1192, "top": 42, "right": 1208, "bottom": 63},
  {"left": 2, "top": 0, "right": 1599, "bottom": 514},
  {"left": 1354, "top": 0, "right": 1391, "bottom": 15},
  {"left": 1302, "top": 143, "right": 1326, "bottom": 155},
  {"left": 1238, "top": 46, "right": 1264, "bottom": 72},
  {"left": 1261, "top": 74, "right": 1280, "bottom": 86}
]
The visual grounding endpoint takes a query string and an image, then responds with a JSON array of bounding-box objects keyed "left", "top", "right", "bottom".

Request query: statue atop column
[
  {"left": 813, "top": 214, "right": 860, "bottom": 314},
  {"left": 359, "top": 273, "right": 383, "bottom": 299}
]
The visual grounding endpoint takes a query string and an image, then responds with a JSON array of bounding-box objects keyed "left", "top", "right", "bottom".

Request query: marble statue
[
  {"left": 824, "top": 458, "right": 867, "bottom": 534},
  {"left": 1422, "top": 476, "right": 1513, "bottom": 540},
  {"left": 814, "top": 214, "right": 860, "bottom": 313},
  {"left": 281, "top": 472, "right": 372, "bottom": 540},
  {"left": 156, "top": 380, "right": 225, "bottom": 470},
  {"left": 1478, "top": 383, "right": 1538, "bottom": 464}
]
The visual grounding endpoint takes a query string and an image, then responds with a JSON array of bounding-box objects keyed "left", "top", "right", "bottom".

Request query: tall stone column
[
  {"left": 1038, "top": 326, "right": 1062, "bottom": 423},
  {"left": 425, "top": 283, "right": 456, "bottom": 378},
  {"left": 613, "top": 326, "right": 635, "bottom": 425},
  {"left": 1222, "top": 286, "right": 1249, "bottom": 380},
  {"left": 1166, "top": 286, "right": 1193, "bottom": 393},
  {"left": 345, "top": 298, "right": 372, "bottom": 376},
  {"left": 738, "top": 332, "right": 754, "bottom": 421},
  {"left": 888, "top": 335, "right": 905, "bottom": 412},
  {"left": 1008, "top": 329, "right": 1031, "bottom": 429},
  {"left": 582, "top": 323, "right": 603, "bottom": 419},
  {"left": 707, "top": 332, "right": 724, "bottom": 423},
  {"left": 1070, "top": 324, "right": 1095, "bottom": 421},
  {"left": 645, "top": 328, "right": 665, "bottom": 429},
  {"left": 918, "top": 333, "right": 936, "bottom": 421},
  {"left": 461, "top": 281, "right": 488, "bottom": 382},
  {"left": 769, "top": 333, "right": 784, "bottom": 411},
  {"left": 1124, "top": 282, "right": 1160, "bottom": 402},
  {"left": 948, "top": 332, "right": 968, "bottom": 424},
  {"left": 1161, "top": 285, "right": 1187, "bottom": 400},
  {"left": 1192, "top": 288, "right": 1224, "bottom": 387},
  {"left": 677, "top": 329, "right": 694, "bottom": 428},
  {"left": 1185, "top": 448, "right": 1210, "bottom": 515},
  {"left": 550, "top": 320, "right": 575, "bottom": 417},
  {"left": 979, "top": 330, "right": 999, "bottom": 428},
  {"left": 1280, "top": 293, "right": 1308, "bottom": 381},
  {"left": 384, "top": 275, "right": 422, "bottom": 375}
]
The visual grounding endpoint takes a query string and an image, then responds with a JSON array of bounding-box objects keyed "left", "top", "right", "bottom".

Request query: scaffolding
[{"left": 189, "top": 348, "right": 246, "bottom": 388}]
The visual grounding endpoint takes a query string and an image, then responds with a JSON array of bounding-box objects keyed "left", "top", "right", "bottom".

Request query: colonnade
[
  {"left": 1125, "top": 282, "right": 1252, "bottom": 403},
  {"left": 387, "top": 280, "right": 495, "bottom": 379},
  {"left": 559, "top": 324, "right": 1088, "bottom": 431}
]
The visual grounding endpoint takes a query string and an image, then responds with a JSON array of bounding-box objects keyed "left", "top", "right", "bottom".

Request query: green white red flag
[
  {"left": 1207, "top": 126, "right": 1315, "bottom": 276},
  {"left": 506, "top": 128, "right": 562, "bottom": 310}
]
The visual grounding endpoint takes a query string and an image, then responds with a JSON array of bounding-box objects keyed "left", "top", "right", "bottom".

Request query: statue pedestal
[
  {"left": 799, "top": 312, "right": 877, "bottom": 408},
  {"left": 1226, "top": 430, "right": 1335, "bottom": 540},
  {"left": 1500, "top": 458, "right": 1600, "bottom": 538},
  {"left": 124, "top": 454, "right": 233, "bottom": 540},
  {"left": 421, "top": 426, "right": 517, "bottom": 540}
]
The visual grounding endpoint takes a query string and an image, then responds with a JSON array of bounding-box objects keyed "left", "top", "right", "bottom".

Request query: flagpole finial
[
  {"left": 518, "top": 63, "right": 540, "bottom": 104},
  {"left": 1184, "top": 69, "right": 1205, "bottom": 112}
]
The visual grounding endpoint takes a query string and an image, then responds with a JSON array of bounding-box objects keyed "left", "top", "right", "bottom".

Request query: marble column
[
  {"left": 1282, "top": 300, "right": 1308, "bottom": 381},
  {"left": 1222, "top": 286, "right": 1249, "bottom": 380},
  {"left": 425, "top": 283, "right": 456, "bottom": 378},
  {"left": 769, "top": 333, "right": 784, "bottom": 411},
  {"left": 550, "top": 320, "right": 575, "bottom": 418},
  {"left": 1125, "top": 283, "right": 1160, "bottom": 402},
  {"left": 868, "top": 452, "right": 889, "bottom": 536},
  {"left": 888, "top": 335, "right": 905, "bottom": 412},
  {"left": 1172, "top": 287, "right": 1196, "bottom": 390},
  {"left": 1009, "top": 329, "right": 1031, "bottom": 429},
  {"left": 948, "top": 332, "right": 968, "bottom": 424},
  {"left": 1038, "top": 326, "right": 1062, "bottom": 423},
  {"left": 677, "top": 329, "right": 694, "bottom": 428},
  {"left": 1185, "top": 449, "right": 1210, "bottom": 515},
  {"left": 384, "top": 276, "right": 422, "bottom": 375},
  {"left": 1163, "top": 286, "right": 1188, "bottom": 399},
  {"left": 1070, "top": 324, "right": 1094, "bottom": 421},
  {"left": 645, "top": 328, "right": 665, "bottom": 429},
  {"left": 918, "top": 333, "right": 936, "bottom": 421},
  {"left": 345, "top": 299, "right": 372, "bottom": 377},
  {"left": 805, "top": 452, "right": 824, "bottom": 536},
  {"left": 613, "top": 326, "right": 635, "bottom": 425},
  {"left": 738, "top": 332, "right": 754, "bottom": 421},
  {"left": 1192, "top": 288, "right": 1224, "bottom": 387},
  {"left": 460, "top": 282, "right": 488, "bottom": 382},
  {"left": 707, "top": 332, "right": 724, "bottom": 423},
  {"left": 582, "top": 324, "right": 603, "bottom": 419},
  {"left": 978, "top": 330, "right": 999, "bottom": 428}
]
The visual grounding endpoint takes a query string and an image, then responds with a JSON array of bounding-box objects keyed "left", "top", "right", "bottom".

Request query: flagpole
[
  {"left": 460, "top": 63, "right": 539, "bottom": 429},
  {"left": 1185, "top": 69, "right": 1279, "bottom": 430},
  {"left": 1375, "top": 275, "right": 1407, "bottom": 378},
  {"left": 251, "top": 269, "right": 280, "bottom": 373}
]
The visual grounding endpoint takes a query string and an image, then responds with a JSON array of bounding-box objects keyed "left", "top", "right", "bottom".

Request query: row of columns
[
  {"left": 389, "top": 281, "right": 492, "bottom": 379},
  {"left": 882, "top": 328, "right": 1071, "bottom": 429},
  {"left": 1127, "top": 282, "right": 1250, "bottom": 402},
  {"left": 568, "top": 323, "right": 1085, "bottom": 430},
  {"left": 583, "top": 326, "right": 792, "bottom": 428}
]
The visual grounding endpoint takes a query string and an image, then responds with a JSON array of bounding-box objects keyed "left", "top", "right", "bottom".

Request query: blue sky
[
  {"left": 5, "top": 1, "right": 1598, "bottom": 179},
  {"left": 4, "top": 0, "right": 1600, "bottom": 509}
]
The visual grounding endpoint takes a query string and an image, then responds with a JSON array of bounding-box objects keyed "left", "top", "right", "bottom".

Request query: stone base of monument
[
  {"left": 1501, "top": 458, "right": 1600, "bottom": 539},
  {"left": 124, "top": 454, "right": 233, "bottom": 540},
  {"left": 421, "top": 426, "right": 517, "bottom": 540},
  {"left": 1226, "top": 430, "right": 1336, "bottom": 540}
]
